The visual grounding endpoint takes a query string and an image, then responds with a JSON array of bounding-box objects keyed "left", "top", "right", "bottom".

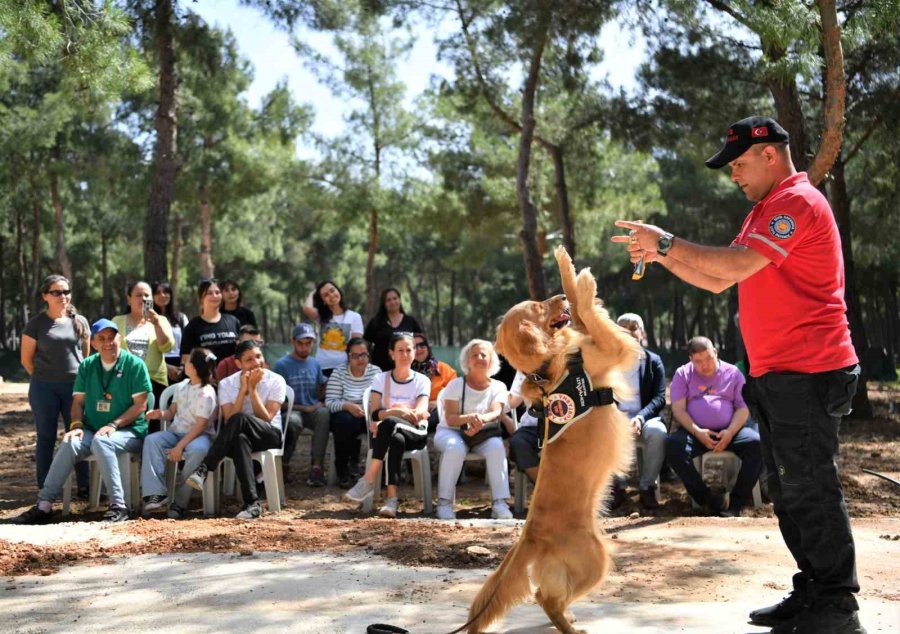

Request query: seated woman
[
  {"left": 113, "top": 281, "right": 174, "bottom": 422},
  {"left": 363, "top": 288, "right": 422, "bottom": 371},
  {"left": 221, "top": 279, "right": 258, "bottom": 328},
  {"left": 186, "top": 340, "right": 286, "bottom": 520},
  {"left": 434, "top": 339, "right": 515, "bottom": 520},
  {"left": 411, "top": 332, "right": 457, "bottom": 432},
  {"left": 303, "top": 280, "right": 364, "bottom": 377},
  {"left": 152, "top": 280, "right": 189, "bottom": 384},
  {"left": 140, "top": 347, "right": 218, "bottom": 519},
  {"left": 343, "top": 333, "right": 430, "bottom": 518},
  {"left": 326, "top": 337, "right": 381, "bottom": 488}
]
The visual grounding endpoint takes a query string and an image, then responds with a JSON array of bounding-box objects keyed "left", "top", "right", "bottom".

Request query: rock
[
  {"left": 466, "top": 546, "right": 492, "bottom": 557},
  {"left": 239, "top": 550, "right": 253, "bottom": 557}
]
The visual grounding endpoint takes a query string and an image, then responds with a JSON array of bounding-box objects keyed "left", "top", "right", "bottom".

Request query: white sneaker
[
  {"left": 378, "top": 497, "right": 399, "bottom": 518},
  {"left": 435, "top": 500, "right": 456, "bottom": 520},
  {"left": 491, "top": 500, "right": 513, "bottom": 519},
  {"left": 343, "top": 477, "right": 374, "bottom": 503}
]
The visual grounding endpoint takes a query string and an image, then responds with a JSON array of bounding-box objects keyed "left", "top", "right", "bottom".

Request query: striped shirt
[{"left": 325, "top": 363, "right": 381, "bottom": 413}]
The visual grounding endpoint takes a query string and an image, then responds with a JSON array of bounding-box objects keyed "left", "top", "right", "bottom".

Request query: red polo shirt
[{"left": 733, "top": 172, "right": 857, "bottom": 377}]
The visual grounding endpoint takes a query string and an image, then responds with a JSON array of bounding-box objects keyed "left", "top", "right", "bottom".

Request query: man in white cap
[
  {"left": 14, "top": 318, "right": 152, "bottom": 524},
  {"left": 613, "top": 116, "right": 863, "bottom": 634}
]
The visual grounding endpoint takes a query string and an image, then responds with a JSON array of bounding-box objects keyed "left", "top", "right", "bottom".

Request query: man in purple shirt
[{"left": 665, "top": 336, "right": 763, "bottom": 516}]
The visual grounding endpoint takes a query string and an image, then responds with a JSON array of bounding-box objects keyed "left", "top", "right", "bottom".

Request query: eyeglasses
[
  {"left": 349, "top": 352, "right": 370, "bottom": 360},
  {"left": 415, "top": 342, "right": 428, "bottom": 349},
  {"left": 47, "top": 290, "right": 71, "bottom": 297}
]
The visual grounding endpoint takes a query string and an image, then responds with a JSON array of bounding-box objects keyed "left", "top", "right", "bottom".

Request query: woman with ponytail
[
  {"left": 21, "top": 275, "right": 90, "bottom": 496},
  {"left": 139, "top": 347, "right": 218, "bottom": 519}
]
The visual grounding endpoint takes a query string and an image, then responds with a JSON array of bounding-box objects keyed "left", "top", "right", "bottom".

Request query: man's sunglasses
[{"left": 47, "top": 290, "right": 71, "bottom": 297}]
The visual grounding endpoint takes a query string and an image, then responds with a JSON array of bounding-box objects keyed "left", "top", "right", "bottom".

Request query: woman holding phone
[{"left": 113, "top": 280, "right": 174, "bottom": 423}]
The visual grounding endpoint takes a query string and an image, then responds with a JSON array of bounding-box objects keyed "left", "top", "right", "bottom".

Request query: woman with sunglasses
[
  {"left": 411, "top": 333, "right": 457, "bottom": 432},
  {"left": 21, "top": 275, "right": 91, "bottom": 497}
]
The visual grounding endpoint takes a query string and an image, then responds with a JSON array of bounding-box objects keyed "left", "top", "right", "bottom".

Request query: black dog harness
[{"left": 528, "top": 352, "right": 616, "bottom": 448}]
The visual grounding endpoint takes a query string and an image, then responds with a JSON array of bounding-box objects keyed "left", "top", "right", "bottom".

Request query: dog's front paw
[
  {"left": 575, "top": 268, "right": 597, "bottom": 305},
  {"left": 554, "top": 245, "right": 575, "bottom": 272}
]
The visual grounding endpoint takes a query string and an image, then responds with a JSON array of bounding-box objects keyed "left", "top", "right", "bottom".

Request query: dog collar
[{"left": 534, "top": 352, "right": 615, "bottom": 447}]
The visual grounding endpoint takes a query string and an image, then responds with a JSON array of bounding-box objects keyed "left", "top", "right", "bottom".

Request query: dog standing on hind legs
[{"left": 463, "top": 246, "right": 639, "bottom": 634}]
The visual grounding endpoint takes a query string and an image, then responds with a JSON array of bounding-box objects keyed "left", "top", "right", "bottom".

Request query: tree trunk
[
  {"left": 170, "top": 212, "right": 183, "bottom": 314},
  {"left": 547, "top": 143, "right": 576, "bottom": 258},
  {"left": 671, "top": 287, "right": 686, "bottom": 351},
  {"left": 15, "top": 205, "right": 29, "bottom": 336},
  {"left": 432, "top": 268, "right": 442, "bottom": 344},
  {"left": 365, "top": 206, "right": 378, "bottom": 321},
  {"left": 0, "top": 236, "right": 6, "bottom": 350},
  {"left": 885, "top": 272, "right": 899, "bottom": 369},
  {"left": 644, "top": 287, "right": 658, "bottom": 350},
  {"left": 145, "top": 0, "right": 178, "bottom": 283},
  {"left": 49, "top": 147, "right": 72, "bottom": 281},
  {"left": 516, "top": 8, "right": 551, "bottom": 301},
  {"left": 101, "top": 233, "right": 110, "bottom": 317},
  {"left": 30, "top": 186, "right": 41, "bottom": 316},
  {"left": 198, "top": 179, "right": 214, "bottom": 279},
  {"left": 828, "top": 155, "right": 872, "bottom": 417},
  {"left": 448, "top": 270, "right": 456, "bottom": 346},
  {"left": 808, "top": 0, "right": 846, "bottom": 186}
]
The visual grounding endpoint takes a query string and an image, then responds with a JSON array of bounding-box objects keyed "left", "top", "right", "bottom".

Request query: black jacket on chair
[{"left": 636, "top": 348, "right": 667, "bottom": 423}]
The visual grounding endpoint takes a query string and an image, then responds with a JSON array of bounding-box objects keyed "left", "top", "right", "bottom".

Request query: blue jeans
[
  {"left": 613, "top": 417, "right": 668, "bottom": 491},
  {"left": 29, "top": 380, "right": 88, "bottom": 491},
  {"left": 140, "top": 431, "right": 212, "bottom": 508},
  {"left": 38, "top": 428, "right": 143, "bottom": 509},
  {"left": 665, "top": 425, "right": 763, "bottom": 510}
]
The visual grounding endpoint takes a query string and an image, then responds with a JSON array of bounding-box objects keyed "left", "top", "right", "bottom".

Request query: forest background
[{"left": 0, "top": 0, "right": 897, "bottom": 416}]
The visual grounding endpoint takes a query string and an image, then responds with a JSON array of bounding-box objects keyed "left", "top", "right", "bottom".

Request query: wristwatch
[{"left": 657, "top": 232, "right": 675, "bottom": 257}]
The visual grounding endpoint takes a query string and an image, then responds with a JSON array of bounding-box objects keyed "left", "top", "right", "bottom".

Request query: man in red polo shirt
[{"left": 613, "top": 116, "right": 863, "bottom": 634}]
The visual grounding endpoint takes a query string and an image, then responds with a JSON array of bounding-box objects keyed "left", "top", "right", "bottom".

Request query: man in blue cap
[
  {"left": 14, "top": 318, "right": 152, "bottom": 524},
  {"left": 274, "top": 322, "right": 330, "bottom": 486},
  {"left": 613, "top": 116, "right": 864, "bottom": 634}
]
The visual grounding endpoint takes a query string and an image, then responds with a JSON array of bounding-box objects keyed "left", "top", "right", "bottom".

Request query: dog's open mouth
[{"left": 550, "top": 308, "right": 571, "bottom": 330}]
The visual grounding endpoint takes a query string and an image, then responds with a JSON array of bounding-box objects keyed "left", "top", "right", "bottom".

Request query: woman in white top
[
  {"left": 303, "top": 280, "right": 364, "bottom": 376},
  {"left": 435, "top": 339, "right": 515, "bottom": 520},
  {"left": 140, "top": 347, "right": 218, "bottom": 519},
  {"left": 343, "top": 333, "right": 429, "bottom": 518}
]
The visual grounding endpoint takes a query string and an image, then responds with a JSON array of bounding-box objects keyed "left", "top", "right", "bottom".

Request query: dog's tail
[{"left": 460, "top": 537, "right": 535, "bottom": 634}]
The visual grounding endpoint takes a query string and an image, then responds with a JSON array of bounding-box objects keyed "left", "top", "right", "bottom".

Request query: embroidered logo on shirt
[
  {"left": 769, "top": 215, "right": 796, "bottom": 240},
  {"left": 546, "top": 393, "right": 576, "bottom": 424}
]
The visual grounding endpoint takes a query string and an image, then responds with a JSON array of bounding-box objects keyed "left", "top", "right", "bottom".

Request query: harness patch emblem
[
  {"left": 769, "top": 215, "right": 795, "bottom": 240},
  {"left": 547, "top": 393, "right": 576, "bottom": 424}
]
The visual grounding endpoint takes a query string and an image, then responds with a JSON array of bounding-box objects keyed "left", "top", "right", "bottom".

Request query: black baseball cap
[{"left": 705, "top": 116, "right": 790, "bottom": 169}]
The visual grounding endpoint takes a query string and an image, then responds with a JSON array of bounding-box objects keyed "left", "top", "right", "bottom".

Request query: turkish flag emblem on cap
[{"left": 752, "top": 126, "right": 769, "bottom": 137}]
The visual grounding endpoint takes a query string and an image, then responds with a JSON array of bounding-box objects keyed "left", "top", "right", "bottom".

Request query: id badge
[{"left": 96, "top": 400, "right": 111, "bottom": 413}]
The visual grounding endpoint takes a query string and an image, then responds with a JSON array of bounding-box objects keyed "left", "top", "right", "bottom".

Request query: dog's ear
[{"left": 517, "top": 320, "right": 550, "bottom": 358}]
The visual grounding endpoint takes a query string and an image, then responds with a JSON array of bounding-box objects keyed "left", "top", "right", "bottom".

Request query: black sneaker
[
  {"left": 338, "top": 474, "right": 356, "bottom": 490},
  {"left": 12, "top": 505, "right": 53, "bottom": 525},
  {"left": 749, "top": 591, "right": 808, "bottom": 626},
  {"left": 306, "top": 465, "right": 326, "bottom": 487},
  {"left": 187, "top": 463, "right": 209, "bottom": 491},
  {"left": 76, "top": 486, "right": 90, "bottom": 501},
  {"left": 102, "top": 506, "right": 130, "bottom": 523},
  {"left": 236, "top": 501, "right": 261, "bottom": 520},
  {"left": 770, "top": 602, "right": 866, "bottom": 634},
  {"left": 142, "top": 494, "right": 169, "bottom": 512},
  {"left": 167, "top": 504, "right": 186, "bottom": 520}
]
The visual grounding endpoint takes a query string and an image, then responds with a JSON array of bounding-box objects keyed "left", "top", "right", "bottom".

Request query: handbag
[{"left": 459, "top": 377, "right": 503, "bottom": 449}]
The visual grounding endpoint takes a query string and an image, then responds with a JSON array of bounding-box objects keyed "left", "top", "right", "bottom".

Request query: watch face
[{"left": 658, "top": 234, "right": 673, "bottom": 254}]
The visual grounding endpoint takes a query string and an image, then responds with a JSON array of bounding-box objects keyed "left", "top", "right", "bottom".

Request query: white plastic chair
[
  {"left": 690, "top": 450, "right": 763, "bottom": 509},
  {"left": 61, "top": 392, "right": 154, "bottom": 516},
  {"left": 217, "top": 385, "right": 294, "bottom": 514},
  {"left": 360, "top": 387, "right": 433, "bottom": 514}
]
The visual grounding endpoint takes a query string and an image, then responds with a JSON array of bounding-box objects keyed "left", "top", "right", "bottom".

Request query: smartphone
[{"left": 142, "top": 298, "right": 153, "bottom": 317}]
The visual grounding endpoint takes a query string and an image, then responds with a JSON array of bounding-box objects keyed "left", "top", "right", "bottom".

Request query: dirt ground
[{"left": 1, "top": 380, "right": 898, "bottom": 599}]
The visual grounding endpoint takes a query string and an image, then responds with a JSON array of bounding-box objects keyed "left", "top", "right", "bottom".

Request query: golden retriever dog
[{"left": 465, "top": 246, "right": 639, "bottom": 634}]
